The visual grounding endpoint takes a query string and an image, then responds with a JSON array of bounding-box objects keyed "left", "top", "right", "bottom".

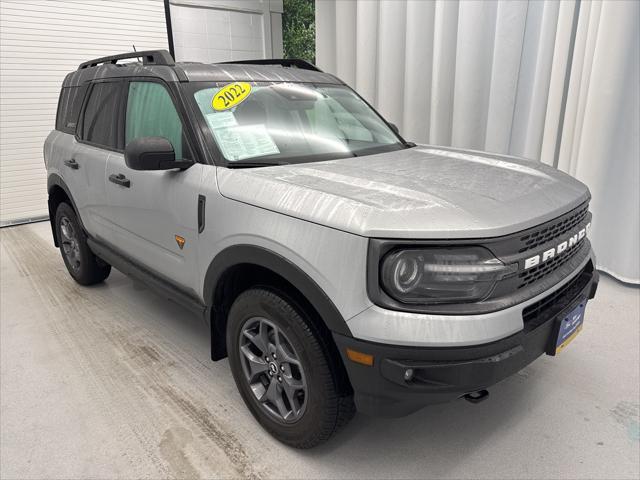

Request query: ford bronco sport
[{"left": 45, "top": 50, "right": 599, "bottom": 448}]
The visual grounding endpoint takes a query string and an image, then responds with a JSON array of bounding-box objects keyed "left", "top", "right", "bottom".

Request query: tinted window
[
  {"left": 126, "top": 82, "right": 190, "bottom": 160},
  {"left": 191, "top": 82, "right": 401, "bottom": 165},
  {"left": 56, "top": 85, "right": 87, "bottom": 134},
  {"left": 81, "top": 82, "right": 120, "bottom": 148}
]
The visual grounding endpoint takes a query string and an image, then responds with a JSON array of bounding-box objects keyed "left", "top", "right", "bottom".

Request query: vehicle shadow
[{"left": 299, "top": 362, "right": 542, "bottom": 475}]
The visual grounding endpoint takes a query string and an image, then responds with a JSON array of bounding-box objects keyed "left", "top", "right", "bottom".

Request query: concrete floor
[{"left": 0, "top": 221, "right": 638, "bottom": 480}]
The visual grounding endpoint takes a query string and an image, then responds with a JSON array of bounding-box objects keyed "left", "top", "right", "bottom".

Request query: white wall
[
  {"left": 0, "top": 0, "right": 283, "bottom": 226},
  {"left": 170, "top": 0, "right": 283, "bottom": 63},
  {"left": 316, "top": 0, "right": 639, "bottom": 284},
  {"left": 0, "top": 0, "right": 168, "bottom": 226}
]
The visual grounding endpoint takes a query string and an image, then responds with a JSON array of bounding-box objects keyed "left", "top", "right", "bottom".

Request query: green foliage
[{"left": 282, "top": 0, "right": 315, "bottom": 64}]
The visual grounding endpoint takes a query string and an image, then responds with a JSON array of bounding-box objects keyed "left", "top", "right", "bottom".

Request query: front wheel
[
  {"left": 55, "top": 202, "right": 110, "bottom": 285},
  {"left": 227, "top": 288, "right": 355, "bottom": 448}
]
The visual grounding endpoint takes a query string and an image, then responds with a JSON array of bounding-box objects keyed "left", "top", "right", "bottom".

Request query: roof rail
[
  {"left": 78, "top": 50, "right": 175, "bottom": 70},
  {"left": 217, "top": 58, "right": 322, "bottom": 72}
]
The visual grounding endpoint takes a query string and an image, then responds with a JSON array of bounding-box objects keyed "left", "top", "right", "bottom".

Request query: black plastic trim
[
  {"left": 87, "top": 236, "right": 207, "bottom": 317},
  {"left": 108, "top": 173, "right": 131, "bottom": 188},
  {"left": 334, "top": 264, "right": 598, "bottom": 417},
  {"left": 217, "top": 58, "right": 322, "bottom": 72},
  {"left": 47, "top": 174, "right": 83, "bottom": 247},
  {"left": 197, "top": 195, "right": 206, "bottom": 233},
  {"left": 78, "top": 50, "right": 174, "bottom": 69},
  {"left": 202, "top": 244, "right": 351, "bottom": 336},
  {"left": 523, "top": 262, "right": 596, "bottom": 333}
]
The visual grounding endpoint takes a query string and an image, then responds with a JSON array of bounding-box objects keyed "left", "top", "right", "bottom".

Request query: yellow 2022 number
[{"left": 212, "top": 82, "right": 252, "bottom": 111}]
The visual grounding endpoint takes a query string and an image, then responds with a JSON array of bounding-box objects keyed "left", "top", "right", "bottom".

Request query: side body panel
[
  {"left": 44, "top": 130, "right": 109, "bottom": 240},
  {"left": 71, "top": 142, "right": 110, "bottom": 239},
  {"left": 103, "top": 157, "right": 203, "bottom": 294}
]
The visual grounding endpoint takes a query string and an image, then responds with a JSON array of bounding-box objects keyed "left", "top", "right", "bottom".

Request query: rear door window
[{"left": 81, "top": 82, "right": 121, "bottom": 149}]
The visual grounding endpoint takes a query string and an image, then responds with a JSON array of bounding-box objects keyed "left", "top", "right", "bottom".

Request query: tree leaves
[{"left": 283, "top": 0, "right": 315, "bottom": 64}]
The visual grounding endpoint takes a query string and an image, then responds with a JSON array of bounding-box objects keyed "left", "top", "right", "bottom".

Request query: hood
[{"left": 216, "top": 145, "right": 590, "bottom": 239}]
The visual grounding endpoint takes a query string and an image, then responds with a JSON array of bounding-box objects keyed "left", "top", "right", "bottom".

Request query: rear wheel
[
  {"left": 55, "top": 202, "right": 110, "bottom": 285},
  {"left": 227, "top": 288, "right": 355, "bottom": 448}
]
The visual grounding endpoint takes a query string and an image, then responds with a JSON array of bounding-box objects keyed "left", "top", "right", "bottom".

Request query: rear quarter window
[
  {"left": 80, "top": 82, "right": 121, "bottom": 149},
  {"left": 55, "top": 85, "right": 87, "bottom": 135}
]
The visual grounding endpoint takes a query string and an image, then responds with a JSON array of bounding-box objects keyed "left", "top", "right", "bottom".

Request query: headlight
[{"left": 380, "top": 247, "right": 516, "bottom": 304}]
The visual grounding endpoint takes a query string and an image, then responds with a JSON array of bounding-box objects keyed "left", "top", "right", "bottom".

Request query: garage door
[
  {"left": 0, "top": 0, "right": 168, "bottom": 226},
  {"left": 169, "top": 0, "right": 283, "bottom": 63}
]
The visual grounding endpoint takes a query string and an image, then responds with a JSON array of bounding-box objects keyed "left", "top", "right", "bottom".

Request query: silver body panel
[
  {"left": 197, "top": 167, "right": 372, "bottom": 322},
  {"left": 217, "top": 145, "right": 590, "bottom": 239},
  {"left": 46, "top": 132, "right": 593, "bottom": 348}
]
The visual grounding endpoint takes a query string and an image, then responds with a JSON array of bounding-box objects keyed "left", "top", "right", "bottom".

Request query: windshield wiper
[{"left": 226, "top": 161, "right": 285, "bottom": 168}]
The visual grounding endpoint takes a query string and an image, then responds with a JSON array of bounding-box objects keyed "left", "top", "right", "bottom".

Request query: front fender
[{"left": 203, "top": 244, "right": 352, "bottom": 336}]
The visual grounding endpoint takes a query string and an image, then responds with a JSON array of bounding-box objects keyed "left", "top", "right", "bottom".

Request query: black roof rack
[
  {"left": 78, "top": 50, "right": 175, "bottom": 70},
  {"left": 217, "top": 58, "right": 322, "bottom": 72}
]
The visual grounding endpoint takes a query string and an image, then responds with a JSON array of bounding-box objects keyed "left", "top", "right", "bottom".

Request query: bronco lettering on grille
[{"left": 524, "top": 222, "right": 591, "bottom": 270}]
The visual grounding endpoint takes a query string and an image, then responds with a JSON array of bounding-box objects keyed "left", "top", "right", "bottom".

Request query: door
[
  {"left": 66, "top": 81, "right": 121, "bottom": 240},
  {"left": 103, "top": 80, "right": 202, "bottom": 293}
]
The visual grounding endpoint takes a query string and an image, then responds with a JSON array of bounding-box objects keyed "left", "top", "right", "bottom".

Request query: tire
[
  {"left": 55, "top": 202, "right": 111, "bottom": 285},
  {"left": 227, "top": 288, "right": 355, "bottom": 448}
]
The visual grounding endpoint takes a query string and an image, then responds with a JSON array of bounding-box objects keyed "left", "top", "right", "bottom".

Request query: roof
[
  {"left": 62, "top": 50, "right": 343, "bottom": 87},
  {"left": 178, "top": 63, "right": 342, "bottom": 84}
]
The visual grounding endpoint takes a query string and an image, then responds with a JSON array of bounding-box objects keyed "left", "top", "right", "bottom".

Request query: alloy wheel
[
  {"left": 239, "top": 317, "right": 308, "bottom": 423},
  {"left": 59, "top": 216, "right": 81, "bottom": 272}
]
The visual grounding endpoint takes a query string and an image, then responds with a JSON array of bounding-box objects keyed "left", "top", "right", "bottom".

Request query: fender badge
[{"left": 175, "top": 235, "right": 185, "bottom": 250}]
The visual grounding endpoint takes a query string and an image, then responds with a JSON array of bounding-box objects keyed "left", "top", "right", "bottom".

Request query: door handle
[
  {"left": 108, "top": 173, "right": 131, "bottom": 188},
  {"left": 64, "top": 159, "right": 79, "bottom": 169}
]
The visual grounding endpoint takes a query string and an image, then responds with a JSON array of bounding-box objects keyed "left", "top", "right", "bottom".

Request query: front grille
[
  {"left": 518, "top": 240, "right": 587, "bottom": 288},
  {"left": 522, "top": 263, "right": 592, "bottom": 330},
  {"left": 518, "top": 203, "right": 589, "bottom": 253},
  {"left": 519, "top": 204, "right": 589, "bottom": 253}
]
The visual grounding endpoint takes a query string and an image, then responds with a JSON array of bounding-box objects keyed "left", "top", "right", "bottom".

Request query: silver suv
[{"left": 45, "top": 50, "right": 599, "bottom": 448}]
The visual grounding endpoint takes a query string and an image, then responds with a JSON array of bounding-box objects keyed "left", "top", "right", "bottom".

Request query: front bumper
[{"left": 334, "top": 262, "right": 599, "bottom": 417}]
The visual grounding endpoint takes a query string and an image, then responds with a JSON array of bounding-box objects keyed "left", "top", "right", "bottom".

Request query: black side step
[{"left": 87, "top": 237, "right": 207, "bottom": 319}]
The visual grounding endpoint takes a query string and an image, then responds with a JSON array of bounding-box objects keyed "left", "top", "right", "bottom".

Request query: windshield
[{"left": 190, "top": 82, "right": 405, "bottom": 165}]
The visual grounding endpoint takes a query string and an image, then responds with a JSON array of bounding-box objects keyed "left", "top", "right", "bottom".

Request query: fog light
[{"left": 404, "top": 368, "right": 414, "bottom": 381}]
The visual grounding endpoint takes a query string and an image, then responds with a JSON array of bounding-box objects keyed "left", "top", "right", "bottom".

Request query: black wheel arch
[
  {"left": 203, "top": 244, "right": 353, "bottom": 361},
  {"left": 47, "top": 174, "right": 83, "bottom": 247}
]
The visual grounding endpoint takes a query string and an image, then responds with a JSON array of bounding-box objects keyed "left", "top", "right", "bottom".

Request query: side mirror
[
  {"left": 124, "top": 136, "right": 191, "bottom": 171},
  {"left": 388, "top": 123, "right": 400, "bottom": 135}
]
